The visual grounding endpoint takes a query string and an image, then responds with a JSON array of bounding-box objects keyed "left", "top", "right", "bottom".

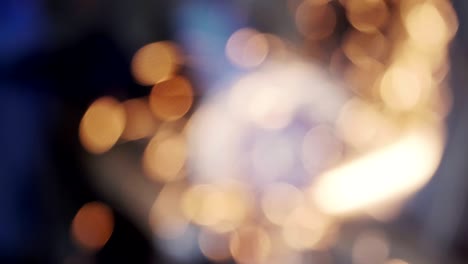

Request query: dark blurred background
[{"left": 1, "top": 0, "right": 468, "bottom": 263}]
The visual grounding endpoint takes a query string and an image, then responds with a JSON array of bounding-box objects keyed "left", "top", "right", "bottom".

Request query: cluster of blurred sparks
[{"left": 73, "top": 0, "right": 457, "bottom": 263}]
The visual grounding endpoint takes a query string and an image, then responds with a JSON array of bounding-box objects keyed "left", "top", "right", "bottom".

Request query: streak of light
[{"left": 312, "top": 122, "right": 445, "bottom": 216}]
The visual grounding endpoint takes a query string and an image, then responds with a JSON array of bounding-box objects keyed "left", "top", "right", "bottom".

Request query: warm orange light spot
[
  {"left": 143, "top": 134, "right": 186, "bottom": 182},
  {"left": 71, "top": 202, "right": 114, "bottom": 251},
  {"left": 295, "top": 1, "right": 337, "bottom": 40},
  {"left": 393, "top": 38, "right": 447, "bottom": 76},
  {"left": 352, "top": 230, "right": 389, "bottom": 264},
  {"left": 181, "top": 184, "right": 217, "bottom": 226},
  {"left": 225, "top": 28, "right": 269, "bottom": 68},
  {"left": 428, "top": 84, "right": 453, "bottom": 120},
  {"left": 406, "top": 3, "right": 446, "bottom": 43},
  {"left": 329, "top": 49, "right": 347, "bottom": 76},
  {"left": 342, "top": 31, "right": 388, "bottom": 68},
  {"left": 154, "top": 118, "right": 188, "bottom": 141},
  {"left": 149, "top": 182, "right": 188, "bottom": 239},
  {"left": 131, "top": 41, "right": 181, "bottom": 85},
  {"left": 344, "top": 64, "right": 384, "bottom": 100},
  {"left": 307, "top": 0, "right": 331, "bottom": 4},
  {"left": 336, "top": 98, "right": 383, "bottom": 149},
  {"left": 403, "top": 2, "right": 453, "bottom": 50},
  {"left": 198, "top": 228, "right": 231, "bottom": 262},
  {"left": 79, "top": 97, "right": 125, "bottom": 154},
  {"left": 181, "top": 183, "right": 250, "bottom": 232},
  {"left": 433, "top": 58, "right": 450, "bottom": 85},
  {"left": 121, "top": 98, "right": 159, "bottom": 141},
  {"left": 262, "top": 34, "right": 290, "bottom": 61},
  {"left": 366, "top": 200, "right": 404, "bottom": 222},
  {"left": 265, "top": 230, "right": 305, "bottom": 264},
  {"left": 149, "top": 76, "right": 194, "bottom": 121},
  {"left": 380, "top": 66, "right": 423, "bottom": 111},
  {"left": 346, "top": 0, "right": 389, "bottom": 33},
  {"left": 230, "top": 226, "right": 271, "bottom": 264},
  {"left": 261, "top": 183, "right": 304, "bottom": 226},
  {"left": 282, "top": 206, "right": 331, "bottom": 250},
  {"left": 386, "top": 259, "right": 409, "bottom": 264}
]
